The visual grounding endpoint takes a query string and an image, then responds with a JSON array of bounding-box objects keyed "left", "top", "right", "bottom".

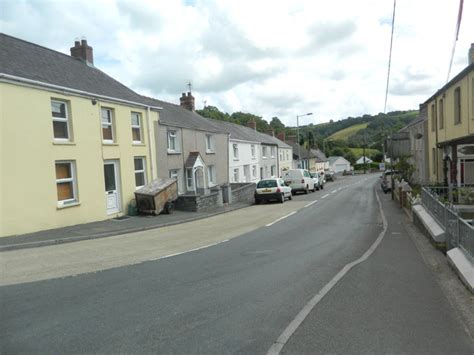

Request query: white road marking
[
  {"left": 304, "top": 200, "right": 318, "bottom": 208},
  {"left": 157, "top": 239, "right": 230, "bottom": 260},
  {"left": 321, "top": 194, "right": 330, "bottom": 199},
  {"left": 266, "top": 211, "right": 297, "bottom": 227},
  {"left": 267, "top": 185, "right": 388, "bottom": 355},
  {"left": 330, "top": 190, "right": 337, "bottom": 194}
]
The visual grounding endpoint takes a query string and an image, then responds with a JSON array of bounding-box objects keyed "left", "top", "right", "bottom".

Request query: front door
[{"left": 104, "top": 160, "right": 121, "bottom": 214}]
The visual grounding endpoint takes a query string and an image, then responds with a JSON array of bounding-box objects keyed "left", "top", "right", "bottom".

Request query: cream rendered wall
[
  {"left": 278, "top": 147, "right": 292, "bottom": 176},
  {"left": 0, "top": 83, "right": 158, "bottom": 237}
]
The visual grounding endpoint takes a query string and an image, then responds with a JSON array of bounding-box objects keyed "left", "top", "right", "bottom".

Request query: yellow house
[
  {"left": 0, "top": 34, "right": 160, "bottom": 237},
  {"left": 425, "top": 44, "right": 474, "bottom": 186}
]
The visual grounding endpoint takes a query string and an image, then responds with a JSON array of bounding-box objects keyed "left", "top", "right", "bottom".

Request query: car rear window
[{"left": 257, "top": 180, "right": 277, "bottom": 188}]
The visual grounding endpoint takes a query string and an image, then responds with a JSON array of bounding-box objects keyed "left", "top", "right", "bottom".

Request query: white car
[
  {"left": 282, "top": 169, "right": 315, "bottom": 194},
  {"left": 255, "top": 178, "right": 292, "bottom": 204}
]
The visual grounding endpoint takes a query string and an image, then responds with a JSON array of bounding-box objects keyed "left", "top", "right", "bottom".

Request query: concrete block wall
[{"left": 231, "top": 183, "right": 256, "bottom": 204}]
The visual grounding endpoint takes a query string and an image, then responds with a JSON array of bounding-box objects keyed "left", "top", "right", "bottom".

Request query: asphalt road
[{"left": 1, "top": 174, "right": 472, "bottom": 354}]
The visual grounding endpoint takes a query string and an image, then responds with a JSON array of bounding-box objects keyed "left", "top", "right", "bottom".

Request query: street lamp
[{"left": 296, "top": 112, "right": 313, "bottom": 168}]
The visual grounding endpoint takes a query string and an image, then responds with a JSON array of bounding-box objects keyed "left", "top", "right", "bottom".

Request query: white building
[
  {"left": 328, "top": 156, "right": 351, "bottom": 173},
  {"left": 356, "top": 156, "right": 373, "bottom": 165}
]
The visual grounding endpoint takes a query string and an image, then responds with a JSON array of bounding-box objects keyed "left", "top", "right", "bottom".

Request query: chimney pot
[
  {"left": 180, "top": 91, "right": 195, "bottom": 112},
  {"left": 70, "top": 38, "right": 94, "bottom": 65}
]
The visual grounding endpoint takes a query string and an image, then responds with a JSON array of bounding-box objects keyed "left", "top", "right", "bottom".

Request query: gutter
[{"left": 0, "top": 73, "right": 162, "bottom": 110}]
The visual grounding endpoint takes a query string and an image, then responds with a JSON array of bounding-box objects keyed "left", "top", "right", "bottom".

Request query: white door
[{"left": 104, "top": 160, "right": 121, "bottom": 214}]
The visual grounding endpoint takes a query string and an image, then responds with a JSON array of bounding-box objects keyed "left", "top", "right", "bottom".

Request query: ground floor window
[
  {"left": 55, "top": 161, "right": 77, "bottom": 206},
  {"left": 186, "top": 168, "right": 194, "bottom": 190},
  {"left": 271, "top": 165, "right": 276, "bottom": 177},
  {"left": 252, "top": 165, "right": 257, "bottom": 178},
  {"left": 208, "top": 165, "right": 216, "bottom": 185},
  {"left": 134, "top": 157, "right": 146, "bottom": 189},
  {"left": 233, "top": 168, "right": 239, "bottom": 182},
  {"left": 460, "top": 159, "right": 474, "bottom": 185}
]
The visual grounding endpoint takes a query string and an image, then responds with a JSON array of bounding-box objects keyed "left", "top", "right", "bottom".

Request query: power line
[
  {"left": 383, "top": 0, "right": 396, "bottom": 114},
  {"left": 446, "top": 0, "right": 464, "bottom": 83}
]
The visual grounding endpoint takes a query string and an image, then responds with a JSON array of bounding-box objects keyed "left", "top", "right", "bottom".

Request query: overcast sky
[{"left": 1, "top": 0, "right": 473, "bottom": 126}]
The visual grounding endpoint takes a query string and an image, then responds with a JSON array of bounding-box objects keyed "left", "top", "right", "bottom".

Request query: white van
[{"left": 282, "top": 169, "right": 315, "bottom": 194}]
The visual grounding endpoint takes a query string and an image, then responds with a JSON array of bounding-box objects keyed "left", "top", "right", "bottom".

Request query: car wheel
[
  {"left": 279, "top": 193, "right": 285, "bottom": 203},
  {"left": 304, "top": 185, "right": 309, "bottom": 194},
  {"left": 288, "top": 194, "right": 293, "bottom": 200}
]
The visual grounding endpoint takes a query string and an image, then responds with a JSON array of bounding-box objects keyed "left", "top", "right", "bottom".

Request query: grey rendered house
[
  {"left": 259, "top": 135, "right": 279, "bottom": 179},
  {"left": 144, "top": 93, "right": 229, "bottom": 194}
]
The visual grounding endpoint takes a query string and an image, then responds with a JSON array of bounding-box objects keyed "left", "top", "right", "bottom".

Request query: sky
[{"left": 1, "top": 0, "right": 473, "bottom": 126}]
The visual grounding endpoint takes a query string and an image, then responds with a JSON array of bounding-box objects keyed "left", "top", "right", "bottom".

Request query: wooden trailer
[{"left": 134, "top": 178, "right": 178, "bottom": 215}]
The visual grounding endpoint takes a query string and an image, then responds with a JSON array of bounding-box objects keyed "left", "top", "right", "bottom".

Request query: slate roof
[
  {"left": 289, "top": 143, "right": 326, "bottom": 161},
  {"left": 0, "top": 33, "right": 156, "bottom": 107},
  {"left": 140, "top": 96, "right": 225, "bottom": 133},
  {"left": 184, "top": 152, "right": 201, "bottom": 168},
  {"left": 328, "top": 156, "right": 348, "bottom": 164}
]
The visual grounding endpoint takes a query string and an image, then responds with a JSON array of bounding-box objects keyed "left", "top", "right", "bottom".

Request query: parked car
[
  {"left": 282, "top": 169, "right": 315, "bottom": 194},
  {"left": 255, "top": 178, "right": 292, "bottom": 204},
  {"left": 318, "top": 171, "right": 326, "bottom": 188},
  {"left": 381, "top": 170, "right": 398, "bottom": 193},
  {"left": 310, "top": 172, "right": 324, "bottom": 190},
  {"left": 325, "top": 170, "right": 336, "bottom": 181}
]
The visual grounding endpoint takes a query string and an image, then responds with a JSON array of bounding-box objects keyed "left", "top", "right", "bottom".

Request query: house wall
[
  {"left": 427, "top": 68, "right": 474, "bottom": 183},
  {"left": 259, "top": 144, "right": 278, "bottom": 179},
  {"left": 228, "top": 140, "right": 260, "bottom": 183},
  {"left": 330, "top": 158, "right": 350, "bottom": 173},
  {"left": 278, "top": 147, "right": 293, "bottom": 177},
  {"left": 155, "top": 123, "right": 228, "bottom": 193},
  {"left": 0, "top": 83, "right": 158, "bottom": 237}
]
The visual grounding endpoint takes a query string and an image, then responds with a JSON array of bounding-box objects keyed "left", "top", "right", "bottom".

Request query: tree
[
  {"left": 269, "top": 116, "right": 285, "bottom": 134},
  {"left": 196, "top": 105, "right": 230, "bottom": 121}
]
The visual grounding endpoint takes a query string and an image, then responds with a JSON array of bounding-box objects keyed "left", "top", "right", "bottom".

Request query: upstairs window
[
  {"left": 51, "top": 100, "right": 70, "bottom": 141},
  {"left": 454, "top": 87, "right": 461, "bottom": 125},
  {"left": 167, "top": 130, "right": 178, "bottom": 152},
  {"left": 233, "top": 144, "right": 239, "bottom": 159},
  {"left": 101, "top": 108, "right": 114, "bottom": 142},
  {"left": 438, "top": 99, "right": 444, "bottom": 130},
  {"left": 271, "top": 147, "right": 276, "bottom": 158},
  {"left": 262, "top": 146, "right": 268, "bottom": 158},
  {"left": 251, "top": 144, "right": 256, "bottom": 158},
  {"left": 430, "top": 103, "right": 436, "bottom": 132},
  {"left": 131, "top": 112, "right": 142, "bottom": 143},
  {"left": 206, "top": 134, "right": 214, "bottom": 153}
]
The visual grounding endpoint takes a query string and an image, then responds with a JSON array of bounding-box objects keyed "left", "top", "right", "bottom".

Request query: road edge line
[
  {"left": 266, "top": 211, "right": 298, "bottom": 227},
  {"left": 267, "top": 183, "right": 388, "bottom": 355}
]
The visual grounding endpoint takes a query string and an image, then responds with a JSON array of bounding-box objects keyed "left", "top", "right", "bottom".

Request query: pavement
[{"left": 0, "top": 202, "right": 252, "bottom": 251}]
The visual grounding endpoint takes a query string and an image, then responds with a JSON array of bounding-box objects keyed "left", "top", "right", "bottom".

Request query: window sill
[
  {"left": 53, "top": 141, "right": 76, "bottom": 146},
  {"left": 168, "top": 150, "right": 182, "bottom": 155},
  {"left": 103, "top": 142, "right": 119, "bottom": 146},
  {"left": 206, "top": 150, "right": 215, "bottom": 154},
  {"left": 132, "top": 142, "right": 146, "bottom": 146},
  {"left": 57, "top": 201, "right": 80, "bottom": 210}
]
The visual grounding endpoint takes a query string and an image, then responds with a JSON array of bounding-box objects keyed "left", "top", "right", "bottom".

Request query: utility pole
[{"left": 296, "top": 112, "right": 312, "bottom": 168}]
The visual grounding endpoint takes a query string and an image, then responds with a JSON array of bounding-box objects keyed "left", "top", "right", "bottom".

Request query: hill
[{"left": 329, "top": 123, "right": 368, "bottom": 141}]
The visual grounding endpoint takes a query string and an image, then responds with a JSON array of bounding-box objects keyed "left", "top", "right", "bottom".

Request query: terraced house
[
  {"left": 425, "top": 43, "right": 474, "bottom": 187},
  {"left": 0, "top": 34, "right": 159, "bottom": 236}
]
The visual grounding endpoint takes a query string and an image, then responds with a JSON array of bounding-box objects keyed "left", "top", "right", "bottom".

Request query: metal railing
[{"left": 421, "top": 186, "right": 474, "bottom": 261}]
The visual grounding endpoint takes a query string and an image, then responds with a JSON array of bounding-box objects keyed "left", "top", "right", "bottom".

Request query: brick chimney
[
  {"left": 70, "top": 38, "right": 93, "bottom": 66},
  {"left": 277, "top": 131, "right": 286, "bottom": 142},
  {"left": 286, "top": 134, "right": 297, "bottom": 145},
  {"left": 247, "top": 119, "right": 257, "bottom": 130},
  {"left": 265, "top": 128, "right": 275, "bottom": 137},
  {"left": 180, "top": 92, "right": 195, "bottom": 112},
  {"left": 469, "top": 43, "right": 474, "bottom": 65}
]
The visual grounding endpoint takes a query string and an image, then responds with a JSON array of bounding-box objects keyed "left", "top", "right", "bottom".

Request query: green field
[
  {"left": 349, "top": 147, "right": 380, "bottom": 158},
  {"left": 328, "top": 123, "right": 368, "bottom": 141}
]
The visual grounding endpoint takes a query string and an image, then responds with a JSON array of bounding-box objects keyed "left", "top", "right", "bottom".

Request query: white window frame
[
  {"left": 251, "top": 144, "right": 256, "bottom": 159},
  {"left": 206, "top": 134, "right": 215, "bottom": 153},
  {"left": 233, "top": 168, "right": 239, "bottom": 182},
  {"left": 55, "top": 160, "right": 78, "bottom": 206},
  {"left": 167, "top": 130, "right": 178, "bottom": 152},
  {"left": 186, "top": 168, "right": 194, "bottom": 190},
  {"left": 51, "top": 99, "right": 71, "bottom": 141},
  {"left": 233, "top": 144, "right": 239, "bottom": 160},
  {"left": 134, "top": 157, "right": 147, "bottom": 189},
  {"left": 271, "top": 165, "right": 276, "bottom": 177},
  {"left": 207, "top": 165, "right": 216, "bottom": 185},
  {"left": 262, "top": 146, "right": 267, "bottom": 159},
  {"left": 271, "top": 147, "right": 276, "bottom": 158},
  {"left": 169, "top": 169, "right": 179, "bottom": 180},
  {"left": 252, "top": 165, "right": 257, "bottom": 178},
  {"left": 131, "top": 112, "right": 142, "bottom": 143},
  {"left": 101, "top": 107, "right": 114, "bottom": 143}
]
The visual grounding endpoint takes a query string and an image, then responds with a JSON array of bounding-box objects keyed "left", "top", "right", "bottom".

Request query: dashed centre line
[
  {"left": 321, "top": 194, "right": 330, "bottom": 199},
  {"left": 304, "top": 200, "right": 318, "bottom": 208},
  {"left": 266, "top": 211, "right": 297, "bottom": 227}
]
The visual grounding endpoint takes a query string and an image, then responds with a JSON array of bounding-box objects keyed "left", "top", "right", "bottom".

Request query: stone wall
[
  {"left": 231, "top": 183, "right": 256, "bottom": 204},
  {"left": 175, "top": 191, "right": 222, "bottom": 212}
]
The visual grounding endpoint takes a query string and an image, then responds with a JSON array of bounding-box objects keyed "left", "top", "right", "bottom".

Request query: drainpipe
[{"left": 146, "top": 106, "right": 157, "bottom": 180}]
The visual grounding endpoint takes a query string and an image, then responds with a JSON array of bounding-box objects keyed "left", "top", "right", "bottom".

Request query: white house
[
  {"left": 328, "top": 156, "right": 351, "bottom": 173},
  {"left": 210, "top": 120, "right": 261, "bottom": 183},
  {"left": 356, "top": 156, "right": 373, "bottom": 165}
]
